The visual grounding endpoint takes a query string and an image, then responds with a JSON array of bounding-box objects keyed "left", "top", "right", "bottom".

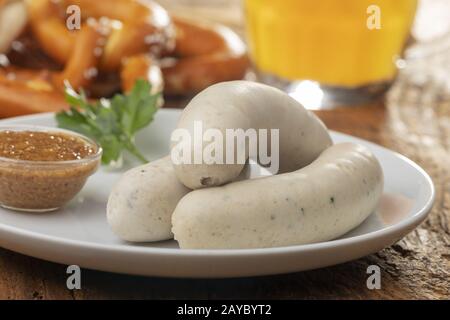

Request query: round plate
[{"left": 0, "top": 110, "right": 435, "bottom": 278}]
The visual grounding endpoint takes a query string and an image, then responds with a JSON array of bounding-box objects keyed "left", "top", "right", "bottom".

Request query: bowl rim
[{"left": 0, "top": 125, "right": 103, "bottom": 166}]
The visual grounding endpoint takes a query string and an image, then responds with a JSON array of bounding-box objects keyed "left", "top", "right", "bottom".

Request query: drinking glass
[{"left": 244, "top": 0, "right": 418, "bottom": 108}]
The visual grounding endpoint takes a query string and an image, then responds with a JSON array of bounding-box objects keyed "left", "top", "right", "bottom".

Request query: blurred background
[
  {"left": 0, "top": 0, "right": 448, "bottom": 299},
  {"left": 161, "top": 0, "right": 450, "bottom": 109}
]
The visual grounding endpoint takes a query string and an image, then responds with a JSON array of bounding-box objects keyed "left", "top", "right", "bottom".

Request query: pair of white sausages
[{"left": 107, "top": 81, "right": 383, "bottom": 249}]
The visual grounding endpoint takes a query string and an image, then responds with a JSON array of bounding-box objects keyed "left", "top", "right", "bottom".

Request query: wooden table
[{"left": 0, "top": 1, "right": 449, "bottom": 300}]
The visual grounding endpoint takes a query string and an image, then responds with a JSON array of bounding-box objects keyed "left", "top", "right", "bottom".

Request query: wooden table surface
[{"left": 0, "top": 1, "right": 449, "bottom": 300}]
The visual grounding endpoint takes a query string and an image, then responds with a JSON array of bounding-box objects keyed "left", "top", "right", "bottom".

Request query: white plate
[{"left": 0, "top": 110, "right": 434, "bottom": 278}]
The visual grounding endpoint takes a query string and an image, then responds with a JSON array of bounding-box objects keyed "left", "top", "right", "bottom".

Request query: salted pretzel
[
  {"left": 0, "top": 0, "right": 249, "bottom": 117},
  {"left": 26, "top": 1, "right": 248, "bottom": 95},
  {"left": 124, "top": 17, "right": 249, "bottom": 96},
  {"left": 161, "top": 17, "right": 249, "bottom": 95},
  {"left": 121, "top": 54, "right": 163, "bottom": 93},
  {"left": 27, "top": 0, "right": 170, "bottom": 93},
  {"left": 0, "top": 1, "right": 63, "bottom": 117},
  {"left": 0, "top": 0, "right": 169, "bottom": 117}
]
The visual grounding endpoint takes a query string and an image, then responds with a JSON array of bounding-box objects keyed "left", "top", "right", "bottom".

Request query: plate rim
[{"left": 0, "top": 111, "right": 435, "bottom": 257}]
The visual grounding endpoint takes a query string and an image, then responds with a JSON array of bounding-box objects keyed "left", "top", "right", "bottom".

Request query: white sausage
[
  {"left": 172, "top": 143, "right": 383, "bottom": 249},
  {"left": 171, "top": 81, "right": 332, "bottom": 189},
  {"left": 107, "top": 157, "right": 190, "bottom": 242}
]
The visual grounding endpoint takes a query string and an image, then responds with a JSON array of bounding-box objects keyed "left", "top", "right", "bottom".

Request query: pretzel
[
  {"left": 0, "top": 0, "right": 28, "bottom": 53},
  {"left": 27, "top": 1, "right": 248, "bottom": 96},
  {"left": 120, "top": 54, "right": 163, "bottom": 94}
]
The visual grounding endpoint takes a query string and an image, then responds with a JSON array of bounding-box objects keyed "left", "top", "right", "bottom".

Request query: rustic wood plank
[{"left": 0, "top": 96, "right": 448, "bottom": 299}]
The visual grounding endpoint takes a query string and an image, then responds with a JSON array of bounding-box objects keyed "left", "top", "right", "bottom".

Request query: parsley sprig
[{"left": 56, "top": 80, "right": 159, "bottom": 165}]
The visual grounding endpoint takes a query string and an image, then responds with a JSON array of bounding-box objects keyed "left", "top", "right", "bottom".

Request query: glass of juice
[{"left": 244, "top": 0, "right": 418, "bottom": 108}]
